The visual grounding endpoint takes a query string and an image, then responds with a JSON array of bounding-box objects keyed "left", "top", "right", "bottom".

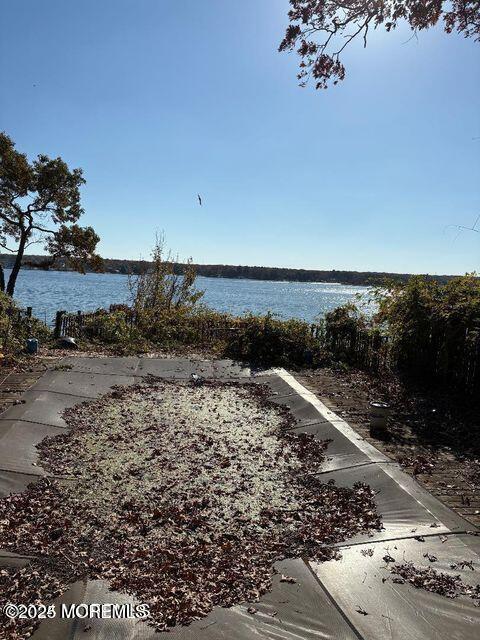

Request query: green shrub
[
  {"left": 81, "top": 304, "right": 327, "bottom": 367},
  {"left": 324, "top": 275, "right": 480, "bottom": 395},
  {"left": 226, "top": 313, "right": 326, "bottom": 368},
  {"left": 0, "top": 292, "right": 51, "bottom": 356},
  {"left": 83, "top": 310, "right": 137, "bottom": 345},
  {"left": 375, "top": 274, "right": 480, "bottom": 387}
]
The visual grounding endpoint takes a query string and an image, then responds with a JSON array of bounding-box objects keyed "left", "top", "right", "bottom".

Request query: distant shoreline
[
  {"left": 0, "top": 254, "right": 457, "bottom": 287},
  {"left": 4, "top": 267, "right": 366, "bottom": 289}
]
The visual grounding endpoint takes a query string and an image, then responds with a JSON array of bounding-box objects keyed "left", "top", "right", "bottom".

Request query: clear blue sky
[{"left": 1, "top": 0, "right": 479, "bottom": 274}]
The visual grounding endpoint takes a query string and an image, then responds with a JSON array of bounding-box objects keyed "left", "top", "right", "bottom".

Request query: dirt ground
[{"left": 296, "top": 366, "right": 480, "bottom": 528}]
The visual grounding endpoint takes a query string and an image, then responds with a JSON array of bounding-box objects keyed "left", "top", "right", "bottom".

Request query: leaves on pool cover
[
  {"left": 0, "top": 564, "right": 65, "bottom": 640},
  {"left": 423, "top": 552, "right": 438, "bottom": 563},
  {"left": 390, "top": 563, "right": 480, "bottom": 603},
  {"left": 0, "top": 380, "right": 382, "bottom": 636},
  {"left": 355, "top": 607, "right": 369, "bottom": 615}
]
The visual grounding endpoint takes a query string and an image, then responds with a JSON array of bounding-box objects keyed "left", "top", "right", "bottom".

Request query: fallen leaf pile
[
  {"left": 391, "top": 562, "right": 480, "bottom": 604},
  {"left": 0, "top": 564, "right": 65, "bottom": 640},
  {"left": 398, "top": 455, "right": 437, "bottom": 476},
  {"left": 0, "top": 380, "right": 381, "bottom": 637}
]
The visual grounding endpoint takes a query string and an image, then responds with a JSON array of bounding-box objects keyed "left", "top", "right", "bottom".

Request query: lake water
[{"left": 7, "top": 269, "right": 373, "bottom": 325}]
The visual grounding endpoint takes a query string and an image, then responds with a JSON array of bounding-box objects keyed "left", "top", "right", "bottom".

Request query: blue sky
[{"left": 1, "top": 0, "right": 479, "bottom": 274}]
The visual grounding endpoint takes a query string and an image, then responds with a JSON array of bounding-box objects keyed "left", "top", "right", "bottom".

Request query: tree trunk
[
  {"left": 0, "top": 265, "right": 4, "bottom": 293},
  {"left": 6, "top": 234, "right": 27, "bottom": 296}
]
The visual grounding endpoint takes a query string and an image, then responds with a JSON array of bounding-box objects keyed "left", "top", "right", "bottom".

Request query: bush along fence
[
  {"left": 54, "top": 309, "right": 122, "bottom": 341},
  {"left": 53, "top": 307, "right": 326, "bottom": 368},
  {"left": 54, "top": 308, "right": 250, "bottom": 343},
  {"left": 53, "top": 299, "right": 480, "bottom": 398},
  {"left": 2, "top": 306, "right": 34, "bottom": 351},
  {"left": 0, "top": 295, "right": 51, "bottom": 356}
]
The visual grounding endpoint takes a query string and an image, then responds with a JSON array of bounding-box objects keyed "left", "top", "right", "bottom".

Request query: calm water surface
[{"left": 8, "top": 269, "right": 373, "bottom": 325}]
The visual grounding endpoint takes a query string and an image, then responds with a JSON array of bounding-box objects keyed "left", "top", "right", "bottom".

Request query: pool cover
[{"left": 0, "top": 358, "right": 478, "bottom": 639}]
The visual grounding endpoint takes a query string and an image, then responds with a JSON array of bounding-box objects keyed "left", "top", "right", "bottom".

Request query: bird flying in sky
[{"left": 197, "top": 194, "right": 202, "bottom": 206}]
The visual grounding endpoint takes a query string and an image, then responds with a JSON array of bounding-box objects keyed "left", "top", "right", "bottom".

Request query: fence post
[
  {"left": 76, "top": 310, "right": 83, "bottom": 338},
  {"left": 54, "top": 310, "right": 65, "bottom": 339}
]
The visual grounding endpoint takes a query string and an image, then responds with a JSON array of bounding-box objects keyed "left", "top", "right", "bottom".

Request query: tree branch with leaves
[
  {"left": 280, "top": 1, "right": 480, "bottom": 89},
  {"left": 0, "top": 132, "right": 102, "bottom": 295}
]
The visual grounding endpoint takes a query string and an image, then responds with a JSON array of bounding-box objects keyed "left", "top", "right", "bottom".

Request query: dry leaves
[
  {"left": 390, "top": 563, "right": 480, "bottom": 604},
  {"left": 0, "top": 380, "right": 381, "bottom": 637}
]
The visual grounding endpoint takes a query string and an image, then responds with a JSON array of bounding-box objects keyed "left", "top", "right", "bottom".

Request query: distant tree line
[{"left": 0, "top": 253, "right": 457, "bottom": 287}]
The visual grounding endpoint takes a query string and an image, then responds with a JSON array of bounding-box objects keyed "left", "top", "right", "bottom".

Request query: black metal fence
[
  {"left": 54, "top": 310, "right": 109, "bottom": 339},
  {"left": 53, "top": 309, "right": 249, "bottom": 342}
]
